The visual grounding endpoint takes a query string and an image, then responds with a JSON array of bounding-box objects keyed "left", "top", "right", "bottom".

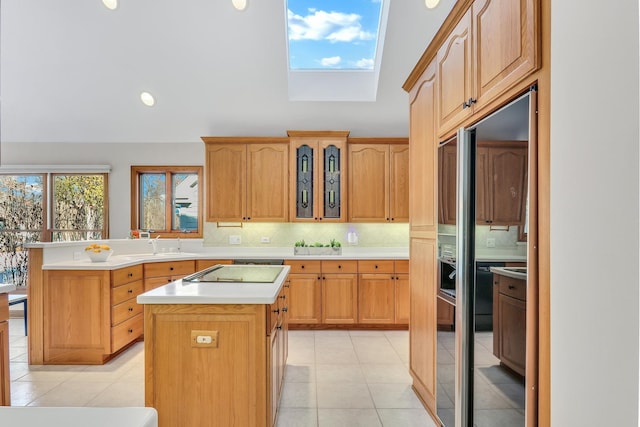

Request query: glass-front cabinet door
[{"left": 288, "top": 131, "right": 348, "bottom": 222}]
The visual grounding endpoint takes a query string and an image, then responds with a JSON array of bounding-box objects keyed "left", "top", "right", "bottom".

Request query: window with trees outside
[
  {"left": 131, "top": 166, "right": 203, "bottom": 238},
  {"left": 0, "top": 172, "right": 108, "bottom": 286}
]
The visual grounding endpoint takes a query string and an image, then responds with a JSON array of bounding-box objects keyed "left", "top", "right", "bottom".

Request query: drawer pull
[
  {"left": 276, "top": 325, "right": 282, "bottom": 330},
  {"left": 338, "top": 265, "right": 342, "bottom": 269},
  {"left": 127, "top": 289, "right": 133, "bottom": 294},
  {"left": 170, "top": 267, "right": 174, "bottom": 271},
  {"left": 280, "top": 295, "right": 286, "bottom": 300},
  {"left": 282, "top": 307, "right": 288, "bottom": 312},
  {"left": 374, "top": 265, "right": 378, "bottom": 269},
  {"left": 301, "top": 265, "right": 305, "bottom": 269},
  {"left": 272, "top": 308, "right": 280, "bottom": 314},
  {"left": 128, "top": 328, "right": 134, "bottom": 334},
  {"left": 127, "top": 273, "right": 133, "bottom": 278},
  {"left": 508, "top": 285, "right": 516, "bottom": 290},
  {"left": 128, "top": 307, "right": 134, "bottom": 312}
]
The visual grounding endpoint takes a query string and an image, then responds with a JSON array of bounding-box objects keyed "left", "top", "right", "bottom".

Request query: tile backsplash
[{"left": 203, "top": 222, "right": 409, "bottom": 247}]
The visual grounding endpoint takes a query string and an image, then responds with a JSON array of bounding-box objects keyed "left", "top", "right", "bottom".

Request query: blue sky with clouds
[{"left": 287, "top": 0, "right": 382, "bottom": 70}]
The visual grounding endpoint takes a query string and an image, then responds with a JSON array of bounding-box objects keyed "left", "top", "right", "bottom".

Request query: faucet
[{"left": 149, "top": 235, "right": 161, "bottom": 255}]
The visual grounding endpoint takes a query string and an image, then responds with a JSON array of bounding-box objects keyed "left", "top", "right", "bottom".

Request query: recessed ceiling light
[
  {"left": 425, "top": 0, "right": 440, "bottom": 9},
  {"left": 102, "top": 0, "right": 118, "bottom": 10},
  {"left": 140, "top": 92, "right": 155, "bottom": 107},
  {"left": 232, "top": 0, "right": 248, "bottom": 11}
]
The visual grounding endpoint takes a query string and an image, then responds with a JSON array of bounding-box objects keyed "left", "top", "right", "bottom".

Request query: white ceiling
[{"left": 0, "top": 0, "right": 456, "bottom": 143}]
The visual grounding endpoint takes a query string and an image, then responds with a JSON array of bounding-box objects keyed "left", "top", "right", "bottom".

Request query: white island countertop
[
  {"left": 137, "top": 265, "right": 291, "bottom": 305},
  {"left": 0, "top": 283, "right": 16, "bottom": 294},
  {"left": 0, "top": 407, "right": 157, "bottom": 427}
]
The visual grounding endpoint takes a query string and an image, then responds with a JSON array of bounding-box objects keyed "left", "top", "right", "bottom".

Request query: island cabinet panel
[
  {"left": 144, "top": 304, "right": 273, "bottom": 427},
  {"left": 0, "top": 294, "right": 9, "bottom": 405}
]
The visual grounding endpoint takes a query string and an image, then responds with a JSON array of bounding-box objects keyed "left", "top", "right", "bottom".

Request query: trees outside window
[
  {"left": 131, "top": 166, "right": 203, "bottom": 238},
  {"left": 0, "top": 173, "right": 108, "bottom": 286}
]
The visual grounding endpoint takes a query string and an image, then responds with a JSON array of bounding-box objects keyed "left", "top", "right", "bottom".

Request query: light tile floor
[{"left": 7, "top": 318, "right": 436, "bottom": 426}]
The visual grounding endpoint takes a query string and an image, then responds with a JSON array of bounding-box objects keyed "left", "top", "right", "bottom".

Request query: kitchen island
[{"left": 137, "top": 264, "right": 290, "bottom": 427}]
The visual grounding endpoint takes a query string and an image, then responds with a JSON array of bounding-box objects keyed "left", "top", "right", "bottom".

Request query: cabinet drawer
[
  {"left": 285, "top": 260, "right": 321, "bottom": 273},
  {"left": 358, "top": 260, "right": 394, "bottom": 274},
  {"left": 144, "top": 260, "right": 195, "bottom": 278},
  {"left": 111, "top": 280, "right": 144, "bottom": 306},
  {"left": 111, "top": 298, "right": 143, "bottom": 326},
  {"left": 394, "top": 260, "right": 409, "bottom": 274},
  {"left": 111, "top": 313, "right": 143, "bottom": 352},
  {"left": 111, "top": 265, "right": 143, "bottom": 287},
  {"left": 497, "top": 274, "right": 526, "bottom": 301},
  {"left": 321, "top": 260, "right": 357, "bottom": 274},
  {"left": 196, "top": 259, "right": 232, "bottom": 271},
  {"left": 144, "top": 276, "right": 175, "bottom": 292}
]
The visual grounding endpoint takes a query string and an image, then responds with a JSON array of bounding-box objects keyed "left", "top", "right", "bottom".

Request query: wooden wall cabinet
[
  {"left": 143, "top": 260, "right": 196, "bottom": 291},
  {"left": 437, "top": 0, "right": 539, "bottom": 137},
  {"left": 288, "top": 131, "right": 349, "bottom": 222},
  {"left": 348, "top": 141, "right": 409, "bottom": 222},
  {"left": 493, "top": 273, "right": 527, "bottom": 376},
  {"left": 204, "top": 140, "right": 289, "bottom": 222},
  {"left": 0, "top": 294, "right": 9, "bottom": 405},
  {"left": 321, "top": 261, "right": 358, "bottom": 324}
]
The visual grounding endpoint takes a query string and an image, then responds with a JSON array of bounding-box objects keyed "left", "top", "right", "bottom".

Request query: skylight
[{"left": 285, "top": 0, "right": 389, "bottom": 101}]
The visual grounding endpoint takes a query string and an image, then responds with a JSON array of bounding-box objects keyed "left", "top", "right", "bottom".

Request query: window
[
  {"left": 51, "top": 174, "right": 108, "bottom": 241},
  {"left": 131, "top": 166, "right": 203, "bottom": 238},
  {"left": 0, "top": 171, "right": 108, "bottom": 285}
]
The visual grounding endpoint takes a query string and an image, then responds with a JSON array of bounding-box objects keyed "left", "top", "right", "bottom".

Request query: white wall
[
  {"left": 1, "top": 142, "right": 204, "bottom": 238},
  {"left": 551, "top": 1, "right": 639, "bottom": 426}
]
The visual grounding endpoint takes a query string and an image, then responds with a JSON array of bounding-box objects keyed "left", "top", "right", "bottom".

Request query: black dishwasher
[{"left": 475, "top": 261, "right": 505, "bottom": 331}]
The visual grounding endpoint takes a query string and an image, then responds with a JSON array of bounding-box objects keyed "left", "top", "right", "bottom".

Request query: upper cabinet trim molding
[
  {"left": 286, "top": 130, "right": 350, "bottom": 138},
  {"left": 201, "top": 137, "right": 289, "bottom": 144},
  {"left": 403, "top": 0, "right": 474, "bottom": 92}
]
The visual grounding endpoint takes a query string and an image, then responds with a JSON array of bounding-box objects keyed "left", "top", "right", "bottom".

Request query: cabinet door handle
[
  {"left": 338, "top": 265, "right": 342, "bottom": 269},
  {"left": 280, "top": 295, "right": 286, "bottom": 299},
  {"left": 128, "top": 289, "right": 133, "bottom": 294},
  {"left": 301, "top": 265, "right": 305, "bottom": 269},
  {"left": 170, "top": 267, "right": 174, "bottom": 271},
  {"left": 276, "top": 325, "right": 282, "bottom": 330},
  {"left": 273, "top": 309, "right": 280, "bottom": 314},
  {"left": 468, "top": 97, "right": 477, "bottom": 105},
  {"left": 317, "top": 276, "right": 321, "bottom": 280},
  {"left": 127, "top": 272, "right": 133, "bottom": 278},
  {"left": 128, "top": 328, "right": 133, "bottom": 334},
  {"left": 282, "top": 307, "right": 288, "bottom": 312},
  {"left": 508, "top": 285, "right": 516, "bottom": 290},
  {"left": 128, "top": 307, "right": 134, "bottom": 312}
]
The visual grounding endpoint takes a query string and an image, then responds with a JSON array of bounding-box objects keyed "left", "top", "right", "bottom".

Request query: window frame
[
  {"left": 130, "top": 165, "right": 203, "bottom": 238},
  {"left": 0, "top": 173, "right": 48, "bottom": 242}
]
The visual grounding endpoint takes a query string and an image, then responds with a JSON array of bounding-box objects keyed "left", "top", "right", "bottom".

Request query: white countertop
[
  {"left": 490, "top": 266, "right": 527, "bottom": 280},
  {"left": 41, "top": 247, "right": 409, "bottom": 270},
  {"left": 0, "top": 283, "right": 16, "bottom": 294},
  {"left": 0, "top": 407, "right": 157, "bottom": 427},
  {"left": 137, "top": 265, "right": 291, "bottom": 304}
]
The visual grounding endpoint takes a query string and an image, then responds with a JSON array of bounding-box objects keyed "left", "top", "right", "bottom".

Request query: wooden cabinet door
[
  {"left": 438, "top": 142, "right": 457, "bottom": 225},
  {"left": 247, "top": 144, "right": 289, "bottom": 222},
  {"left": 409, "top": 238, "right": 437, "bottom": 410},
  {"left": 0, "top": 320, "right": 9, "bottom": 406},
  {"left": 321, "top": 274, "right": 358, "bottom": 324},
  {"left": 390, "top": 144, "right": 410, "bottom": 222},
  {"left": 44, "top": 270, "right": 111, "bottom": 363},
  {"left": 358, "top": 274, "right": 395, "bottom": 324},
  {"left": 395, "top": 273, "right": 410, "bottom": 324},
  {"left": 472, "top": 0, "right": 538, "bottom": 113},
  {"left": 348, "top": 144, "right": 390, "bottom": 222},
  {"left": 287, "top": 273, "right": 321, "bottom": 324},
  {"left": 409, "top": 60, "right": 438, "bottom": 234},
  {"left": 436, "top": 296, "right": 455, "bottom": 329},
  {"left": 206, "top": 143, "right": 246, "bottom": 221},
  {"left": 498, "top": 293, "right": 526, "bottom": 376},
  {"left": 487, "top": 144, "right": 527, "bottom": 225},
  {"left": 437, "top": 8, "right": 473, "bottom": 136},
  {"left": 475, "top": 145, "right": 490, "bottom": 223}
]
